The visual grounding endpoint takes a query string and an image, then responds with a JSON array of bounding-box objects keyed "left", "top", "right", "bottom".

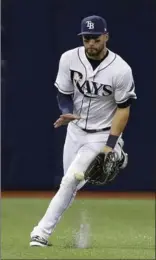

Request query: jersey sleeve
[
  {"left": 54, "top": 53, "right": 74, "bottom": 94},
  {"left": 114, "top": 67, "right": 137, "bottom": 108}
]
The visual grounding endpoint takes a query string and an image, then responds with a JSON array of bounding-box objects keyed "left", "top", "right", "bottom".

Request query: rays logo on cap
[{"left": 86, "top": 21, "right": 94, "bottom": 29}]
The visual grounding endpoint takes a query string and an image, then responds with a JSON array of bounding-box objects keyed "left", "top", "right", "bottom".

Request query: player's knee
[
  {"left": 60, "top": 174, "right": 76, "bottom": 190},
  {"left": 60, "top": 171, "right": 85, "bottom": 192}
]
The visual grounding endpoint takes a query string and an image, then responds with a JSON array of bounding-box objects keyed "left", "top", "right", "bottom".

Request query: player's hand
[
  {"left": 103, "top": 145, "right": 113, "bottom": 154},
  {"left": 54, "top": 113, "right": 81, "bottom": 128}
]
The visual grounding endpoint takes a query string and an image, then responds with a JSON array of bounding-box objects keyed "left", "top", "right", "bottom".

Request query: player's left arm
[{"left": 104, "top": 67, "right": 137, "bottom": 153}]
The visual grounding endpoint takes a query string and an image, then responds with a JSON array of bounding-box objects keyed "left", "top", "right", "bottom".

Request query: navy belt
[{"left": 81, "top": 126, "right": 111, "bottom": 133}]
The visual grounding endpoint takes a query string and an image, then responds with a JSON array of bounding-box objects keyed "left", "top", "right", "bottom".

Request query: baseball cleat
[
  {"left": 30, "top": 236, "right": 52, "bottom": 247},
  {"left": 119, "top": 150, "right": 128, "bottom": 169}
]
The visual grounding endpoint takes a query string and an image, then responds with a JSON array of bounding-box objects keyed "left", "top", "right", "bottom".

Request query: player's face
[{"left": 82, "top": 34, "right": 109, "bottom": 59}]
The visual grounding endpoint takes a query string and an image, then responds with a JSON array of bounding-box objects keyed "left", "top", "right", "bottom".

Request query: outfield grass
[{"left": 1, "top": 197, "right": 155, "bottom": 259}]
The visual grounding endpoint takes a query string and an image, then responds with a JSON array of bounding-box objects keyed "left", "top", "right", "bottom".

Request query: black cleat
[{"left": 30, "top": 236, "right": 52, "bottom": 247}]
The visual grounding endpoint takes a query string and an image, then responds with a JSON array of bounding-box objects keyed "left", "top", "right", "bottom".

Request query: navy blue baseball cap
[{"left": 78, "top": 15, "right": 108, "bottom": 36}]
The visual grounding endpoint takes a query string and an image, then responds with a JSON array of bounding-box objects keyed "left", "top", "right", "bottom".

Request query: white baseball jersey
[{"left": 55, "top": 47, "right": 137, "bottom": 130}]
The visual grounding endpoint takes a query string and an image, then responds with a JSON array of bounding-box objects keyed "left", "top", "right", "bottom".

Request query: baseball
[{"left": 74, "top": 172, "right": 85, "bottom": 181}]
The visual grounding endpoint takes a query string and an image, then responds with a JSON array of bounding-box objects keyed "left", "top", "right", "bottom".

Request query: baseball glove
[{"left": 84, "top": 151, "right": 121, "bottom": 185}]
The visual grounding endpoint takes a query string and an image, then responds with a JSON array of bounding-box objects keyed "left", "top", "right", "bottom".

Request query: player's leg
[
  {"left": 30, "top": 130, "right": 127, "bottom": 246},
  {"left": 113, "top": 136, "right": 128, "bottom": 169},
  {"left": 30, "top": 143, "right": 98, "bottom": 246},
  {"left": 63, "top": 125, "right": 78, "bottom": 176},
  {"left": 31, "top": 124, "right": 81, "bottom": 246}
]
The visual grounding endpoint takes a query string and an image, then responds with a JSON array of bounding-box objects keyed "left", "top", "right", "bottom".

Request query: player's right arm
[
  {"left": 104, "top": 65, "right": 137, "bottom": 152},
  {"left": 54, "top": 52, "right": 80, "bottom": 128}
]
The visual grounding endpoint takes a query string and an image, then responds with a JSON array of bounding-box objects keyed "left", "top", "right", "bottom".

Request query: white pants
[{"left": 31, "top": 123, "right": 124, "bottom": 240}]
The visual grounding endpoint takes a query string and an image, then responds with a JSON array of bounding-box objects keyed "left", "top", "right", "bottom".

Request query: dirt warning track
[{"left": 1, "top": 191, "right": 155, "bottom": 200}]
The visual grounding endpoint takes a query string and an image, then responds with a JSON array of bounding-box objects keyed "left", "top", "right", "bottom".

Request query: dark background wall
[{"left": 1, "top": 0, "right": 155, "bottom": 191}]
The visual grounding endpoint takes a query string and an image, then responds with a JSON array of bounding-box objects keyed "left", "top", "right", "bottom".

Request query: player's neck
[{"left": 86, "top": 48, "right": 108, "bottom": 61}]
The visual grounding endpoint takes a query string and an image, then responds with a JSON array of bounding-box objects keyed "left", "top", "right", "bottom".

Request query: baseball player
[{"left": 30, "top": 15, "right": 137, "bottom": 246}]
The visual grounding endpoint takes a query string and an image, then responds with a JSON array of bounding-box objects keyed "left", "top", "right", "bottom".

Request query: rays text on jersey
[{"left": 71, "top": 70, "right": 113, "bottom": 98}]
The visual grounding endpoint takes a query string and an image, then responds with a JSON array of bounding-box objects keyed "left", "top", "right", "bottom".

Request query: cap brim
[{"left": 77, "top": 31, "right": 105, "bottom": 36}]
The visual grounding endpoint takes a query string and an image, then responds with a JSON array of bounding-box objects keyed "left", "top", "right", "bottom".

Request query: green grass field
[{"left": 2, "top": 197, "right": 155, "bottom": 259}]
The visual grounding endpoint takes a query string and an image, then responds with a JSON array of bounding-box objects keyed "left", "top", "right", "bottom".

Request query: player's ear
[{"left": 105, "top": 33, "right": 109, "bottom": 42}]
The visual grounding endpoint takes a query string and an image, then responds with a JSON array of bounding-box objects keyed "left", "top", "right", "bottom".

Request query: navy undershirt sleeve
[{"left": 57, "top": 90, "right": 73, "bottom": 114}]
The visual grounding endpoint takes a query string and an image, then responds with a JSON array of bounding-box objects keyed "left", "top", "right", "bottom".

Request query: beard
[{"left": 85, "top": 47, "right": 104, "bottom": 58}]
